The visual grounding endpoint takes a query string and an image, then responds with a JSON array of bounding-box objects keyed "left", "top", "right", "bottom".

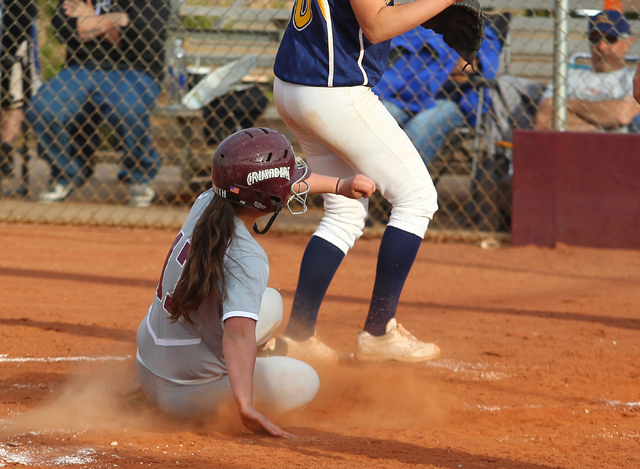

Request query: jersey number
[
  {"left": 293, "top": 0, "right": 312, "bottom": 30},
  {"left": 156, "top": 232, "right": 191, "bottom": 313}
]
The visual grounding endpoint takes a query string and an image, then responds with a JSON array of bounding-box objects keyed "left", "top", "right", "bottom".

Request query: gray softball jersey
[{"left": 136, "top": 190, "right": 269, "bottom": 385}]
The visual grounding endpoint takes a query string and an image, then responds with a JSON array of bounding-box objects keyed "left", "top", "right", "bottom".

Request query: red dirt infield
[{"left": 0, "top": 223, "right": 638, "bottom": 468}]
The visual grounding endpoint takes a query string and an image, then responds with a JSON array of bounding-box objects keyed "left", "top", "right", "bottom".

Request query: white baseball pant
[
  {"left": 274, "top": 78, "right": 438, "bottom": 254},
  {"left": 136, "top": 288, "right": 320, "bottom": 417}
]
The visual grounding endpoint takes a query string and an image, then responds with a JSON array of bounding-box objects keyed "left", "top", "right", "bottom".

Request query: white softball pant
[
  {"left": 274, "top": 78, "right": 438, "bottom": 254},
  {"left": 136, "top": 288, "right": 320, "bottom": 418}
]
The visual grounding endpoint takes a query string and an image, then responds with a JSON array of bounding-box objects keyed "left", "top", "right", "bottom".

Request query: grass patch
[{"left": 183, "top": 16, "right": 217, "bottom": 30}]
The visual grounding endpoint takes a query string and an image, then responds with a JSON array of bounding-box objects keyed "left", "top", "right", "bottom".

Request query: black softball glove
[{"left": 421, "top": 0, "right": 486, "bottom": 71}]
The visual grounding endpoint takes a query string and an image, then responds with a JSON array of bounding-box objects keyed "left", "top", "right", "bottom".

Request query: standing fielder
[
  {"left": 136, "top": 128, "right": 375, "bottom": 437},
  {"left": 272, "top": 0, "right": 463, "bottom": 363},
  {"left": 0, "top": 0, "right": 39, "bottom": 186}
]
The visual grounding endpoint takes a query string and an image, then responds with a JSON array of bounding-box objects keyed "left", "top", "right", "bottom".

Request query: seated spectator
[
  {"left": 26, "top": 0, "right": 170, "bottom": 207},
  {"left": 535, "top": 10, "right": 640, "bottom": 132},
  {"left": 0, "top": 0, "right": 39, "bottom": 191},
  {"left": 373, "top": 22, "right": 502, "bottom": 166}
]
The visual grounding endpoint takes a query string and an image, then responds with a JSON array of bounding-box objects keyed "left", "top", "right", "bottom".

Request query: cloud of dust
[
  {"left": 0, "top": 364, "right": 181, "bottom": 438},
  {"left": 0, "top": 361, "right": 456, "bottom": 439},
  {"left": 278, "top": 362, "right": 456, "bottom": 431}
]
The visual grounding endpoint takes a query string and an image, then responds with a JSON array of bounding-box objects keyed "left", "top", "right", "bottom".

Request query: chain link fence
[{"left": 0, "top": 0, "right": 639, "bottom": 236}]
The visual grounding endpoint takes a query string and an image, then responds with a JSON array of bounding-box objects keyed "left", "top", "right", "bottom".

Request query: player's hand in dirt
[
  {"left": 238, "top": 406, "right": 296, "bottom": 439},
  {"left": 337, "top": 174, "right": 376, "bottom": 199}
]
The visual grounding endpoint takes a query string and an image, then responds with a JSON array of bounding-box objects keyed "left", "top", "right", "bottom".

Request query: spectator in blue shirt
[{"left": 374, "top": 22, "right": 502, "bottom": 166}]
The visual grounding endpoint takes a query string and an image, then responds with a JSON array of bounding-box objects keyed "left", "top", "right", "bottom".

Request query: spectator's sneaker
[
  {"left": 128, "top": 183, "right": 155, "bottom": 208},
  {"left": 280, "top": 331, "right": 350, "bottom": 363},
  {"left": 354, "top": 318, "right": 441, "bottom": 363},
  {"left": 0, "top": 142, "right": 14, "bottom": 178},
  {"left": 38, "top": 183, "right": 75, "bottom": 204}
]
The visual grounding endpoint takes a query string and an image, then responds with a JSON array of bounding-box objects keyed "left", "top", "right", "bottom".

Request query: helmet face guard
[{"left": 211, "top": 128, "right": 311, "bottom": 231}]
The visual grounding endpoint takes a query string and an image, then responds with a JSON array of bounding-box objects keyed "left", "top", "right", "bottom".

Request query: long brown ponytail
[{"left": 169, "top": 196, "right": 236, "bottom": 323}]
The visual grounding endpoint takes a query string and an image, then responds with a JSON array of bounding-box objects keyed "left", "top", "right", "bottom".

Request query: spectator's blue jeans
[
  {"left": 26, "top": 65, "right": 161, "bottom": 186},
  {"left": 627, "top": 113, "right": 640, "bottom": 133},
  {"left": 381, "top": 99, "right": 465, "bottom": 165}
]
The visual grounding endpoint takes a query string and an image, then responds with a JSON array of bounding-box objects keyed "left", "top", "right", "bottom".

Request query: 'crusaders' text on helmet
[{"left": 211, "top": 127, "right": 310, "bottom": 214}]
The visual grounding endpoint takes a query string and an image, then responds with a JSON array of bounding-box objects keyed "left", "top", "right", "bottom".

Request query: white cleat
[
  {"left": 354, "top": 318, "right": 441, "bottom": 363},
  {"left": 128, "top": 183, "right": 156, "bottom": 208},
  {"left": 38, "top": 183, "right": 75, "bottom": 204},
  {"left": 280, "top": 330, "right": 349, "bottom": 364}
]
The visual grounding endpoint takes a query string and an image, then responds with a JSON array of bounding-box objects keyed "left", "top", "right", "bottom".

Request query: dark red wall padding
[{"left": 512, "top": 130, "right": 640, "bottom": 249}]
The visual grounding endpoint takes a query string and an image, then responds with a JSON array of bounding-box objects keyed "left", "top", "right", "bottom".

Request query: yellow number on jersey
[
  {"left": 292, "top": 0, "right": 328, "bottom": 31},
  {"left": 293, "top": 0, "right": 313, "bottom": 30}
]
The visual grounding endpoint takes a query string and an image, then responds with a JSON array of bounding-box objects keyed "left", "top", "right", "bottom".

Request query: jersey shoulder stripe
[{"left": 274, "top": 0, "right": 392, "bottom": 88}]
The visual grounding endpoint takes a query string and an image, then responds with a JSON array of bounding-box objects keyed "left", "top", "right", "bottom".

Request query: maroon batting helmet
[{"left": 212, "top": 127, "right": 310, "bottom": 215}]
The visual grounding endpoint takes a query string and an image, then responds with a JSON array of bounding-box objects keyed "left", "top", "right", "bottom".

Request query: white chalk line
[
  {"left": 0, "top": 354, "right": 132, "bottom": 363},
  {"left": 599, "top": 399, "right": 640, "bottom": 408},
  {"left": 424, "top": 358, "right": 511, "bottom": 381},
  {"left": 470, "top": 400, "right": 640, "bottom": 413}
]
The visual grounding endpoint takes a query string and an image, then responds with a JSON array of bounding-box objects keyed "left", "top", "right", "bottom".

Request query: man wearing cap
[{"left": 536, "top": 10, "right": 640, "bottom": 132}]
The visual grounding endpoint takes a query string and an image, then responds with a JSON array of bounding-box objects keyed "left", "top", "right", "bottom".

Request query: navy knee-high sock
[
  {"left": 284, "top": 236, "right": 345, "bottom": 341},
  {"left": 364, "top": 226, "right": 422, "bottom": 336}
]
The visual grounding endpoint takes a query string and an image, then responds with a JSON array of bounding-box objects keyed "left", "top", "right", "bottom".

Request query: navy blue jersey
[{"left": 274, "top": 0, "right": 393, "bottom": 87}]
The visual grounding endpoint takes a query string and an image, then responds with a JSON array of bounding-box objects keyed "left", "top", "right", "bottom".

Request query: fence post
[{"left": 553, "top": 0, "right": 569, "bottom": 131}]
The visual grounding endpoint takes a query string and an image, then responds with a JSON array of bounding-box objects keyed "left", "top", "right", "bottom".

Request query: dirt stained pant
[
  {"left": 136, "top": 288, "right": 319, "bottom": 417},
  {"left": 274, "top": 77, "right": 438, "bottom": 253}
]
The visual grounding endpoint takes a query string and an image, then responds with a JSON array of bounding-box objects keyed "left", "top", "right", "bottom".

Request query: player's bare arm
[
  {"left": 350, "top": 0, "right": 461, "bottom": 44},
  {"left": 306, "top": 173, "right": 376, "bottom": 199},
  {"left": 222, "top": 317, "right": 295, "bottom": 439},
  {"left": 567, "top": 97, "right": 640, "bottom": 128}
]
